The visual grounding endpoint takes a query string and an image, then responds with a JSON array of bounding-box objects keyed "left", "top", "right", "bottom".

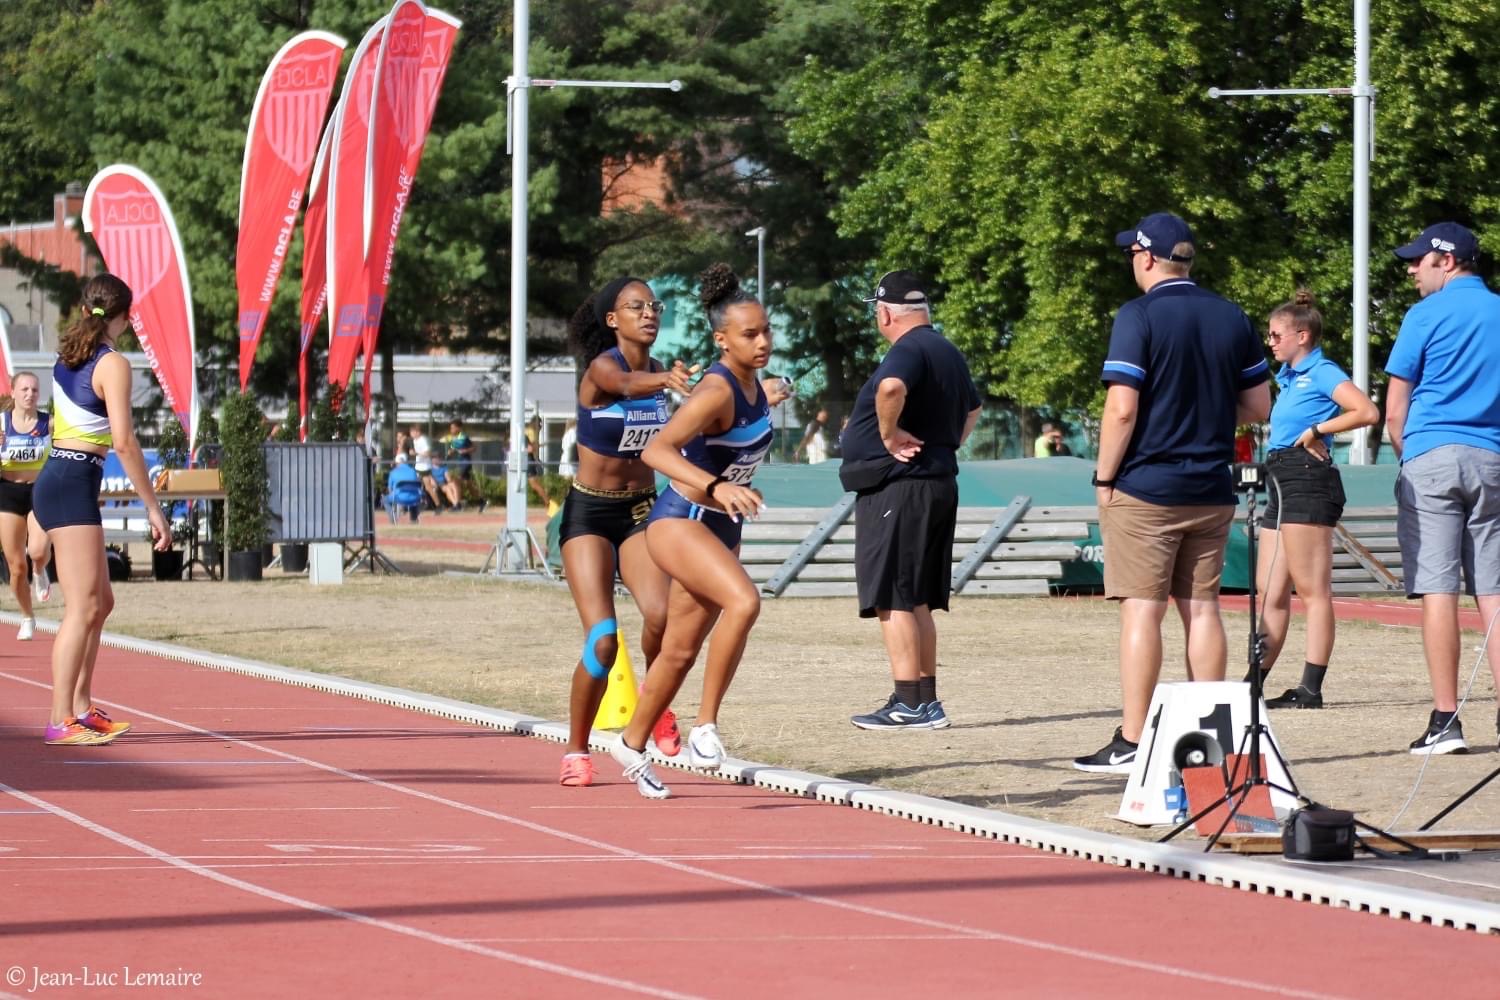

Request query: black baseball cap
[
  {"left": 1114, "top": 212, "right": 1196, "bottom": 262},
  {"left": 863, "top": 270, "right": 929, "bottom": 305},
  {"left": 1393, "top": 222, "right": 1479, "bottom": 261}
]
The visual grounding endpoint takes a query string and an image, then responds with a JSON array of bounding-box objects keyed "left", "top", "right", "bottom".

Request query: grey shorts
[{"left": 1395, "top": 444, "right": 1500, "bottom": 597}]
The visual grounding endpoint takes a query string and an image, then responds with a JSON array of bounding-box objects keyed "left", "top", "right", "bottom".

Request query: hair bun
[
  {"left": 1293, "top": 288, "right": 1316, "bottom": 308},
  {"left": 697, "top": 263, "right": 740, "bottom": 310}
]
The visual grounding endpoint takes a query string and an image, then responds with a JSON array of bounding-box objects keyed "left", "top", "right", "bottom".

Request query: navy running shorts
[
  {"left": 646, "top": 484, "right": 742, "bottom": 549},
  {"left": 32, "top": 448, "right": 105, "bottom": 531}
]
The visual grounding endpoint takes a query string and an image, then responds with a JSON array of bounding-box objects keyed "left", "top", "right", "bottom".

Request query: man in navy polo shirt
[
  {"left": 1075, "top": 213, "right": 1271, "bottom": 773},
  {"left": 1386, "top": 221, "right": 1500, "bottom": 755}
]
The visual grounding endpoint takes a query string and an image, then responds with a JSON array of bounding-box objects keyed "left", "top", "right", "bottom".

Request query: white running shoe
[
  {"left": 687, "top": 723, "right": 725, "bottom": 771},
  {"left": 609, "top": 737, "right": 671, "bottom": 799},
  {"left": 31, "top": 564, "right": 50, "bottom": 603},
  {"left": 16, "top": 617, "right": 35, "bottom": 641}
]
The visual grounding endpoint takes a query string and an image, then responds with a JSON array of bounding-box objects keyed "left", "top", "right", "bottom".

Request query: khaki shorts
[{"left": 1099, "top": 491, "right": 1234, "bottom": 601}]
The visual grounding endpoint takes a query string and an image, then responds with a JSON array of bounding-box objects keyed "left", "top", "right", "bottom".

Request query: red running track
[{"left": 1, "top": 640, "right": 1497, "bottom": 999}]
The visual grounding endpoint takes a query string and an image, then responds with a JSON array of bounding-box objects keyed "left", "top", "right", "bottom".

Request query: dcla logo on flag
[
  {"left": 265, "top": 50, "right": 336, "bottom": 169},
  {"left": 93, "top": 191, "right": 171, "bottom": 298},
  {"left": 382, "top": 9, "right": 425, "bottom": 151}
]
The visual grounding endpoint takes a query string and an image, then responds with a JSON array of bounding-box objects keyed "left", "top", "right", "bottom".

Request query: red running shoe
[{"left": 652, "top": 707, "right": 682, "bottom": 757}]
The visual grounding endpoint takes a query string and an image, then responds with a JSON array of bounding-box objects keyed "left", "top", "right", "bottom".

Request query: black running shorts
[
  {"left": 854, "top": 476, "right": 959, "bottom": 618},
  {"left": 0, "top": 478, "right": 34, "bottom": 517},
  {"left": 1261, "top": 448, "right": 1345, "bottom": 530},
  {"left": 558, "top": 484, "right": 656, "bottom": 549}
]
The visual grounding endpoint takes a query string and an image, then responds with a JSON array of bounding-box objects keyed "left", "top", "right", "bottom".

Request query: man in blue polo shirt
[
  {"left": 1075, "top": 212, "right": 1271, "bottom": 773},
  {"left": 1386, "top": 221, "right": 1500, "bottom": 755}
]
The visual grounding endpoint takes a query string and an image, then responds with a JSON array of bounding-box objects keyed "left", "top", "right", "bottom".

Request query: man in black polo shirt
[
  {"left": 841, "top": 271, "right": 981, "bottom": 730},
  {"left": 1074, "top": 213, "right": 1271, "bottom": 773}
]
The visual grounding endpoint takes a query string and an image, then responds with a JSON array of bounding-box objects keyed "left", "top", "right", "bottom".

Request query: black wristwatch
[{"left": 1091, "top": 472, "right": 1116, "bottom": 488}]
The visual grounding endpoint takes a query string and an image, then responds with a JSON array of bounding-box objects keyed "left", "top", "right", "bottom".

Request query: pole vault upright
[
  {"left": 1210, "top": 0, "right": 1374, "bottom": 464},
  {"left": 493, "top": 0, "right": 682, "bottom": 576}
]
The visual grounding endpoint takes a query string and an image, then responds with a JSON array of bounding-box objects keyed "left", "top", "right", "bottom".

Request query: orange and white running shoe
[
  {"left": 45, "top": 719, "right": 117, "bottom": 746},
  {"left": 652, "top": 707, "right": 682, "bottom": 757},
  {"left": 559, "top": 753, "right": 595, "bottom": 787},
  {"left": 79, "top": 705, "right": 132, "bottom": 738}
]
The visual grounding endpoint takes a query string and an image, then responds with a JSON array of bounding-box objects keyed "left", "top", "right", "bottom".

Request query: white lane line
[
  {"left": 0, "top": 782, "right": 699, "bottom": 1000},
  {"left": 464, "top": 934, "right": 975, "bottom": 944},
  {"left": 0, "top": 670, "right": 1354, "bottom": 999},
  {"left": 62, "top": 761, "right": 305, "bottom": 766},
  {"left": 132, "top": 807, "right": 400, "bottom": 813}
]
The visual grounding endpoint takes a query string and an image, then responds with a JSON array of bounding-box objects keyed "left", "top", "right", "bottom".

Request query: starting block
[{"left": 1116, "top": 681, "right": 1297, "bottom": 827}]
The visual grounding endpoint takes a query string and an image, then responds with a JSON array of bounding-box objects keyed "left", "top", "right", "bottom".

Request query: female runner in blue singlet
[
  {"left": 556, "top": 277, "right": 699, "bottom": 788},
  {"left": 610, "top": 264, "right": 790, "bottom": 799},
  {"left": 0, "top": 372, "right": 51, "bottom": 640},
  {"left": 33, "top": 274, "right": 170, "bottom": 746}
]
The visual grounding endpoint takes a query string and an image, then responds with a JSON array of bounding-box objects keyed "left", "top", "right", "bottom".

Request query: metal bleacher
[
  {"left": 745, "top": 494, "right": 1403, "bottom": 599},
  {"left": 750, "top": 495, "right": 1090, "bottom": 598}
]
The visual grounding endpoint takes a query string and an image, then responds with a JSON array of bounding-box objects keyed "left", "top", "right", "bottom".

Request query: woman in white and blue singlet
[
  {"left": 555, "top": 277, "right": 698, "bottom": 789},
  {"left": 33, "top": 274, "right": 170, "bottom": 746},
  {"left": 609, "top": 264, "right": 790, "bottom": 799},
  {"left": 0, "top": 371, "right": 51, "bottom": 640}
]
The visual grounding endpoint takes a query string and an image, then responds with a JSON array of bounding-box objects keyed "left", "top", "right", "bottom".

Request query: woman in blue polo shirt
[{"left": 1255, "top": 290, "right": 1379, "bottom": 709}]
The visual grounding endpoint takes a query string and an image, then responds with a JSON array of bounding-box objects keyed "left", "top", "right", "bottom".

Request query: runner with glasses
[{"left": 556, "top": 276, "right": 696, "bottom": 788}]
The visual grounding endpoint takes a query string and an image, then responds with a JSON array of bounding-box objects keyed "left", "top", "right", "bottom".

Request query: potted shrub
[
  {"left": 273, "top": 399, "right": 309, "bottom": 573},
  {"left": 150, "top": 418, "right": 190, "bottom": 580},
  {"left": 220, "top": 390, "right": 269, "bottom": 581}
]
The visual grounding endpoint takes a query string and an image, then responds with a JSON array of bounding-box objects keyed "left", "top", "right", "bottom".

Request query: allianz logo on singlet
[{"left": 624, "top": 408, "right": 667, "bottom": 423}]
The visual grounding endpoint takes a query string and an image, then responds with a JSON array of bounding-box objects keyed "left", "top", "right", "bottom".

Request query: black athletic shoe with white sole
[
  {"left": 1072, "top": 727, "right": 1139, "bottom": 773},
  {"left": 1409, "top": 710, "right": 1468, "bottom": 755},
  {"left": 1266, "top": 686, "right": 1324, "bottom": 709}
]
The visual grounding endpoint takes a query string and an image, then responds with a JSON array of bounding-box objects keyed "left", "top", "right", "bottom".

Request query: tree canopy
[{"left": 3, "top": 0, "right": 1500, "bottom": 432}]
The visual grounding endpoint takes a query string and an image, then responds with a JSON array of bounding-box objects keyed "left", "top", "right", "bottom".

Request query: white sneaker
[
  {"left": 687, "top": 723, "right": 725, "bottom": 771},
  {"left": 16, "top": 617, "right": 35, "bottom": 641},
  {"left": 31, "top": 565, "right": 49, "bottom": 603},
  {"left": 609, "top": 737, "right": 671, "bottom": 799}
]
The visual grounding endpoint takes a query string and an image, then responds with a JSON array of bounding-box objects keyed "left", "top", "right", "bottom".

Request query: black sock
[
  {"left": 894, "top": 681, "right": 921, "bottom": 709},
  {"left": 1299, "top": 662, "right": 1328, "bottom": 695},
  {"left": 918, "top": 676, "right": 936, "bottom": 705},
  {"left": 1434, "top": 709, "right": 1457, "bottom": 726}
]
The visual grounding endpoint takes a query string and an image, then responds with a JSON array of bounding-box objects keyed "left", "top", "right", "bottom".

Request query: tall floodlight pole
[
  {"left": 1210, "top": 0, "right": 1374, "bottom": 464},
  {"left": 492, "top": 0, "right": 683, "bottom": 575},
  {"left": 746, "top": 226, "right": 767, "bottom": 298}
]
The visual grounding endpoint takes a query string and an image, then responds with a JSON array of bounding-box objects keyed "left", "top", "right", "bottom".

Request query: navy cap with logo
[
  {"left": 863, "top": 270, "right": 929, "bottom": 305},
  {"left": 1393, "top": 222, "right": 1479, "bottom": 261},
  {"left": 1114, "top": 212, "right": 1196, "bottom": 262}
]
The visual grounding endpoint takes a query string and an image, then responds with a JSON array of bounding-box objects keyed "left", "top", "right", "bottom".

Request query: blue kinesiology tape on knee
[{"left": 582, "top": 618, "right": 618, "bottom": 679}]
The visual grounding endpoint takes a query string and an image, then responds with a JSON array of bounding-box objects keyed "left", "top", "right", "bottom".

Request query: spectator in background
[
  {"left": 524, "top": 424, "right": 551, "bottom": 510},
  {"left": 795, "top": 408, "right": 831, "bottom": 464},
  {"left": 430, "top": 453, "right": 462, "bottom": 511},
  {"left": 384, "top": 453, "right": 423, "bottom": 522},
  {"left": 558, "top": 418, "right": 578, "bottom": 481},
  {"left": 1034, "top": 422, "right": 1071, "bottom": 457},
  {"left": 445, "top": 418, "right": 485, "bottom": 511},
  {"left": 409, "top": 423, "right": 444, "bottom": 513}
]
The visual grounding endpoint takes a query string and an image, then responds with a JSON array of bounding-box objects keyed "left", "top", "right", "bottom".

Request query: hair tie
[{"left": 90, "top": 307, "right": 106, "bottom": 317}]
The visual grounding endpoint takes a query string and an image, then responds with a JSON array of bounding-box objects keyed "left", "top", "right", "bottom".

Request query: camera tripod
[
  {"left": 1160, "top": 466, "right": 1434, "bottom": 857},
  {"left": 1160, "top": 468, "right": 1304, "bottom": 850}
]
